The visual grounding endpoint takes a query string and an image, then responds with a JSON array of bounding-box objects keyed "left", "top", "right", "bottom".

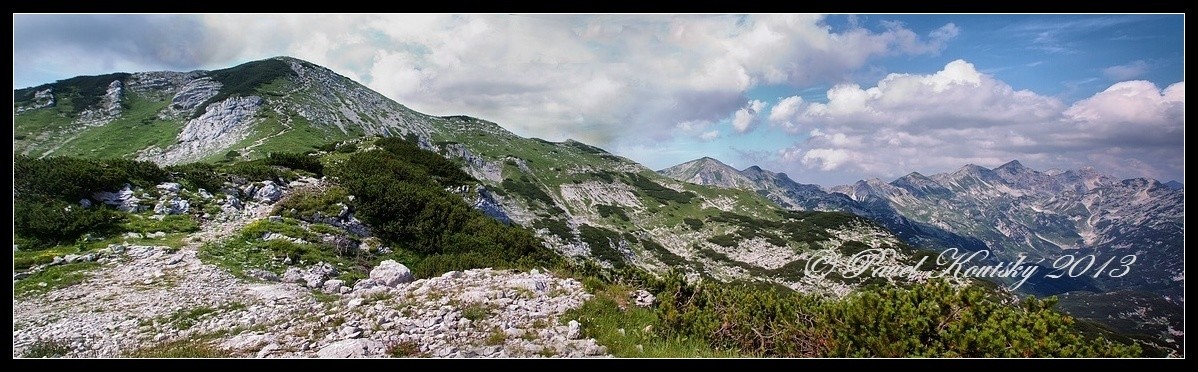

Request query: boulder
[
  {"left": 153, "top": 196, "right": 190, "bottom": 215},
  {"left": 567, "top": 320, "right": 582, "bottom": 339},
  {"left": 156, "top": 182, "right": 182, "bottom": 194},
  {"left": 322, "top": 279, "right": 345, "bottom": 294},
  {"left": 222, "top": 196, "right": 244, "bottom": 211},
  {"left": 254, "top": 181, "right": 282, "bottom": 203},
  {"left": 632, "top": 289, "right": 656, "bottom": 308},
  {"left": 369, "top": 260, "right": 413, "bottom": 287},
  {"left": 303, "top": 262, "right": 338, "bottom": 289},
  {"left": 281, "top": 267, "right": 305, "bottom": 283},
  {"left": 92, "top": 183, "right": 143, "bottom": 212}
]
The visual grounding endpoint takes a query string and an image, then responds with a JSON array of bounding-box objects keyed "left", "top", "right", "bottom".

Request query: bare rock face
[
  {"left": 151, "top": 96, "right": 263, "bottom": 165},
  {"left": 167, "top": 77, "right": 222, "bottom": 116},
  {"left": 76, "top": 80, "right": 125, "bottom": 126},
  {"left": 16, "top": 89, "right": 55, "bottom": 113}
]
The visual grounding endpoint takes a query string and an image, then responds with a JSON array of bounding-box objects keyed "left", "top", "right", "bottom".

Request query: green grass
[
  {"left": 461, "top": 303, "right": 495, "bottom": 321},
  {"left": 21, "top": 339, "right": 74, "bottom": 358},
  {"left": 13, "top": 245, "right": 82, "bottom": 271},
  {"left": 252, "top": 114, "right": 355, "bottom": 156},
  {"left": 387, "top": 340, "right": 423, "bottom": 357},
  {"left": 564, "top": 283, "right": 748, "bottom": 358},
  {"left": 200, "top": 216, "right": 375, "bottom": 283},
  {"left": 14, "top": 262, "right": 101, "bottom": 297},
  {"left": 163, "top": 306, "right": 217, "bottom": 330},
  {"left": 485, "top": 327, "right": 507, "bottom": 346},
  {"left": 51, "top": 97, "right": 180, "bottom": 159},
  {"left": 274, "top": 186, "right": 350, "bottom": 219}
]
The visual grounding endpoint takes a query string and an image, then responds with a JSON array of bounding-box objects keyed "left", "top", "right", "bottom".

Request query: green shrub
[
  {"left": 199, "top": 58, "right": 296, "bottom": 114},
  {"left": 274, "top": 186, "right": 350, "bottom": 220},
  {"left": 626, "top": 174, "right": 695, "bottom": 204},
  {"left": 653, "top": 275, "right": 1142, "bottom": 358},
  {"left": 21, "top": 339, "right": 73, "bottom": 358},
  {"left": 15, "top": 155, "right": 167, "bottom": 201},
  {"left": 165, "top": 162, "right": 224, "bottom": 192},
  {"left": 532, "top": 218, "right": 573, "bottom": 240},
  {"left": 683, "top": 218, "right": 704, "bottom": 230},
  {"left": 375, "top": 136, "right": 473, "bottom": 186},
  {"left": 325, "top": 143, "right": 562, "bottom": 279},
  {"left": 13, "top": 197, "right": 123, "bottom": 249},
  {"left": 265, "top": 152, "right": 324, "bottom": 176},
  {"left": 336, "top": 142, "right": 358, "bottom": 153},
  {"left": 596, "top": 204, "right": 630, "bottom": 222},
  {"left": 15, "top": 73, "right": 131, "bottom": 115},
  {"left": 501, "top": 176, "right": 556, "bottom": 207},
  {"left": 706, "top": 234, "right": 738, "bottom": 248},
  {"left": 578, "top": 225, "right": 626, "bottom": 268}
]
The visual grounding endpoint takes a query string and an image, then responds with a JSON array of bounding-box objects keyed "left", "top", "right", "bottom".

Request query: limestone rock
[
  {"left": 316, "top": 339, "right": 385, "bottom": 358},
  {"left": 369, "top": 260, "right": 413, "bottom": 287}
]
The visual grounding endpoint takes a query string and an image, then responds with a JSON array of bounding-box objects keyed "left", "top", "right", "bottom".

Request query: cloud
[
  {"left": 800, "top": 148, "right": 858, "bottom": 171},
  {"left": 731, "top": 99, "right": 767, "bottom": 133},
  {"left": 1060, "top": 80, "right": 1184, "bottom": 147},
  {"left": 769, "top": 60, "right": 1064, "bottom": 131},
  {"left": 13, "top": 14, "right": 959, "bottom": 149},
  {"left": 764, "top": 59, "right": 1184, "bottom": 183},
  {"left": 700, "top": 130, "right": 721, "bottom": 141},
  {"left": 1102, "top": 60, "right": 1150, "bottom": 80}
]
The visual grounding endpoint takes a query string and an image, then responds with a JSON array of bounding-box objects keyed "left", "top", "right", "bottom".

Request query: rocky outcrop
[
  {"left": 16, "top": 89, "right": 54, "bottom": 113},
  {"left": 13, "top": 247, "right": 610, "bottom": 358},
  {"left": 167, "top": 77, "right": 221, "bottom": 117},
  {"left": 91, "top": 184, "right": 144, "bottom": 213},
  {"left": 153, "top": 197, "right": 190, "bottom": 215},
  {"left": 253, "top": 181, "right": 282, "bottom": 203},
  {"left": 559, "top": 181, "right": 642, "bottom": 210},
  {"left": 280, "top": 57, "right": 434, "bottom": 140},
  {"left": 444, "top": 143, "right": 502, "bottom": 182},
  {"left": 77, "top": 80, "right": 124, "bottom": 126},
  {"left": 150, "top": 96, "right": 263, "bottom": 165}
]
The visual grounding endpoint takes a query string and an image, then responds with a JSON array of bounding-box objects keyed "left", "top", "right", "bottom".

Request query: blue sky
[{"left": 12, "top": 14, "right": 1185, "bottom": 185}]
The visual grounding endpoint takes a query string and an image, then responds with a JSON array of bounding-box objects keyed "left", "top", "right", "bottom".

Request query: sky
[{"left": 12, "top": 14, "right": 1186, "bottom": 186}]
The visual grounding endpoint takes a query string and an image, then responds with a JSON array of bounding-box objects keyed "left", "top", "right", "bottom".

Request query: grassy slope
[{"left": 425, "top": 116, "right": 914, "bottom": 288}]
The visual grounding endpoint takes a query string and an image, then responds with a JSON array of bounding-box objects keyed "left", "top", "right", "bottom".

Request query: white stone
[{"left": 369, "top": 260, "right": 413, "bottom": 287}]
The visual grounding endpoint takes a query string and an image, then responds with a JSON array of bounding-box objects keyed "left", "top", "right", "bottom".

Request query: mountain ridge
[
  {"left": 14, "top": 55, "right": 936, "bottom": 299},
  {"left": 661, "top": 155, "right": 1184, "bottom": 348}
]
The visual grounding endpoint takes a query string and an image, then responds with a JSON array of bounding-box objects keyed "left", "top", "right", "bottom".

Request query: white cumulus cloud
[
  {"left": 732, "top": 99, "right": 767, "bottom": 133},
  {"left": 762, "top": 59, "right": 1184, "bottom": 184}
]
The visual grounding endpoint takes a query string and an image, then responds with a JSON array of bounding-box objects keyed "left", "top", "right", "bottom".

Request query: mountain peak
[
  {"left": 996, "top": 160, "right": 1026, "bottom": 171},
  {"left": 1164, "top": 180, "right": 1184, "bottom": 190}
]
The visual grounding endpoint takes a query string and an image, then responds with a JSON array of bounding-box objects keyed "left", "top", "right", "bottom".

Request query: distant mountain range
[{"left": 662, "top": 157, "right": 1184, "bottom": 348}]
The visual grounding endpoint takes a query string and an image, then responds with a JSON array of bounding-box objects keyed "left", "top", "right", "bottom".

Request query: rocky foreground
[
  {"left": 14, "top": 247, "right": 608, "bottom": 358},
  {"left": 13, "top": 181, "right": 612, "bottom": 358}
]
